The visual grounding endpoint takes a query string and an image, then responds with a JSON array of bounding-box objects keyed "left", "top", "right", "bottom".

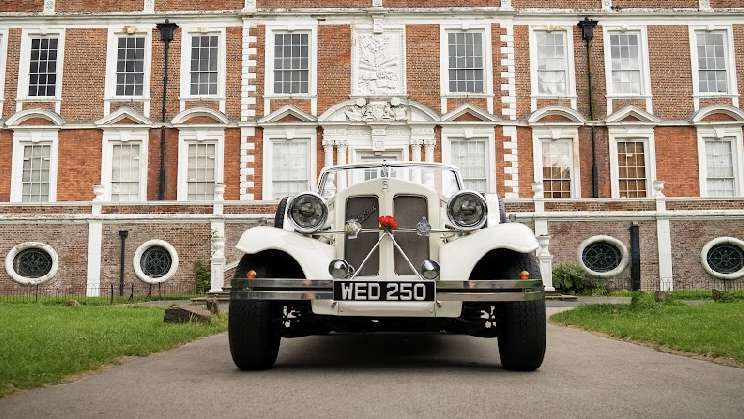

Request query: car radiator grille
[{"left": 344, "top": 195, "right": 429, "bottom": 276}]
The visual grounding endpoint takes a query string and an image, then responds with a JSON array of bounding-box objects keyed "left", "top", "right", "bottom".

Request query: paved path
[{"left": 1, "top": 308, "right": 743, "bottom": 419}]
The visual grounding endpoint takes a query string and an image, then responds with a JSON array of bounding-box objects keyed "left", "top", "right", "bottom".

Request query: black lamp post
[
  {"left": 578, "top": 17, "right": 599, "bottom": 198},
  {"left": 156, "top": 19, "right": 178, "bottom": 200}
]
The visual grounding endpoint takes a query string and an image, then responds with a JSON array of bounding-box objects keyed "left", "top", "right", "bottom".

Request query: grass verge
[
  {"left": 550, "top": 298, "right": 744, "bottom": 367},
  {"left": 0, "top": 303, "right": 227, "bottom": 398}
]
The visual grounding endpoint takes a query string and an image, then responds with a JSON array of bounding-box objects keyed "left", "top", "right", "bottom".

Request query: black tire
[
  {"left": 274, "top": 197, "right": 288, "bottom": 229},
  {"left": 496, "top": 253, "right": 546, "bottom": 371},
  {"left": 228, "top": 299, "right": 281, "bottom": 370}
]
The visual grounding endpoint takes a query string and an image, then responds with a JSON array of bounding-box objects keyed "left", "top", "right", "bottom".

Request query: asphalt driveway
[{"left": 1, "top": 307, "right": 742, "bottom": 419}]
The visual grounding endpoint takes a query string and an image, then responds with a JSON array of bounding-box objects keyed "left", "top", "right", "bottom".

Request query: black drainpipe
[
  {"left": 578, "top": 18, "right": 599, "bottom": 198},
  {"left": 118, "top": 230, "right": 128, "bottom": 296},
  {"left": 156, "top": 20, "right": 178, "bottom": 200},
  {"left": 630, "top": 222, "right": 641, "bottom": 291}
]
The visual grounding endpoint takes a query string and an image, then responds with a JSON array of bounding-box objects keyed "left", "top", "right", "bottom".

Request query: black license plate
[{"left": 333, "top": 281, "right": 435, "bottom": 302}]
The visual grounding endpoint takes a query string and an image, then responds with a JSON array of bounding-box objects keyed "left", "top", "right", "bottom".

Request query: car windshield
[{"left": 318, "top": 162, "right": 463, "bottom": 199}]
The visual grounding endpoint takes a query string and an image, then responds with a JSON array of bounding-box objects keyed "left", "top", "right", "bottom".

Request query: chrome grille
[
  {"left": 393, "top": 196, "right": 429, "bottom": 274},
  {"left": 344, "top": 196, "right": 379, "bottom": 275}
]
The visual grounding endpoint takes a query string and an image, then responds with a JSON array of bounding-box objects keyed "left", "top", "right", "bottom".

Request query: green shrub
[
  {"left": 552, "top": 262, "right": 606, "bottom": 295},
  {"left": 194, "top": 259, "right": 211, "bottom": 295}
]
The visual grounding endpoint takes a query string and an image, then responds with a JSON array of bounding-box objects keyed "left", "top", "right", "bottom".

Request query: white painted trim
[
  {"left": 527, "top": 105, "right": 585, "bottom": 124},
  {"left": 171, "top": 106, "right": 229, "bottom": 124},
  {"left": 178, "top": 26, "right": 227, "bottom": 113},
  {"left": 531, "top": 126, "right": 581, "bottom": 198},
  {"left": 657, "top": 217, "right": 673, "bottom": 291},
  {"left": 86, "top": 221, "right": 103, "bottom": 295},
  {"left": 16, "top": 27, "right": 66, "bottom": 114},
  {"left": 100, "top": 127, "right": 150, "bottom": 201},
  {"left": 10, "top": 128, "right": 59, "bottom": 203},
  {"left": 95, "top": 107, "right": 151, "bottom": 126},
  {"left": 605, "top": 105, "right": 661, "bottom": 124},
  {"left": 602, "top": 25, "right": 653, "bottom": 115},
  {"left": 0, "top": 29, "right": 8, "bottom": 119},
  {"left": 176, "top": 127, "right": 226, "bottom": 201},
  {"left": 262, "top": 125, "right": 317, "bottom": 200},
  {"left": 529, "top": 25, "right": 578, "bottom": 111},
  {"left": 696, "top": 126, "right": 744, "bottom": 197},
  {"left": 691, "top": 104, "right": 744, "bottom": 123},
  {"left": 689, "top": 24, "right": 739, "bottom": 111},
  {"left": 441, "top": 125, "right": 497, "bottom": 193},
  {"left": 577, "top": 235, "right": 629, "bottom": 277},
  {"left": 5, "top": 108, "right": 64, "bottom": 126},
  {"left": 103, "top": 26, "right": 153, "bottom": 117},
  {"left": 259, "top": 104, "right": 317, "bottom": 123},
  {"left": 5, "top": 242, "right": 59, "bottom": 285},
  {"left": 133, "top": 239, "right": 179, "bottom": 284},
  {"left": 439, "top": 22, "right": 495, "bottom": 114},
  {"left": 700, "top": 236, "right": 744, "bottom": 280},
  {"left": 263, "top": 21, "right": 319, "bottom": 116},
  {"left": 608, "top": 126, "right": 657, "bottom": 199}
]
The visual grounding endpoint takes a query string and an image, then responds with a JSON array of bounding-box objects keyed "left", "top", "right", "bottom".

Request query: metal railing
[{"left": 0, "top": 282, "right": 200, "bottom": 305}]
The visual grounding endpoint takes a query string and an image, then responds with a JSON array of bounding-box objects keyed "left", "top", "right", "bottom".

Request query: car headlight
[
  {"left": 288, "top": 193, "right": 328, "bottom": 233},
  {"left": 446, "top": 190, "right": 487, "bottom": 231}
]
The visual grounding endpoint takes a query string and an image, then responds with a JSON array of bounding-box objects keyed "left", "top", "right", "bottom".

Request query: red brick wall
[
  {"left": 224, "top": 128, "right": 241, "bottom": 200},
  {"left": 100, "top": 223, "right": 211, "bottom": 288},
  {"left": 0, "top": 224, "right": 89, "bottom": 289},
  {"left": 0, "top": 131, "right": 12, "bottom": 201},
  {"left": 257, "top": 0, "right": 370, "bottom": 7},
  {"left": 150, "top": 28, "right": 182, "bottom": 123},
  {"left": 514, "top": 25, "right": 531, "bottom": 119},
  {"left": 390, "top": 0, "right": 496, "bottom": 6},
  {"left": 669, "top": 219, "right": 744, "bottom": 289},
  {"left": 252, "top": 128, "right": 264, "bottom": 200},
  {"left": 513, "top": 0, "right": 599, "bottom": 8},
  {"left": 516, "top": 126, "right": 534, "bottom": 197},
  {"left": 61, "top": 29, "right": 106, "bottom": 123},
  {"left": 226, "top": 27, "right": 243, "bottom": 120},
  {"left": 157, "top": 0, "right": 243, "bottom": 10},
  {"left": 578, "top": 126, "right": 611, "bottom": 198},
  {"left": 734, "top": 25, "right": 744, "bottom": 102},
  {"left": 575, "top": 26, "right": 607, "bottom": 119},
  {"left": 613, "top": 0, "right": 698, "bottom": 7},
  {"left": 254, "top": 25, "right": 266, "bottom": 117},
  {"left": 2, "top": 29, "right": 21, "bottom": 118},
  {"left": 406, "top": 25, "right": 441, "bottom": 112},
  {"left": 712, "top": 1, "right": 744, "bottom": 7},
  {"left": 654, "top": 127, "right": 699, "bottom": 197},
  {"left": 318, "top": 25, "right": 352, "bottom": 115},
  {"left": 0, "top": 0, "right": 42, "bottom": 12},
  {"left": 147, "top": 128, "right": 179, "bottom": 200},
  {"left": 57, "top": 129, "right": 102, "bottom": 201},
  {"left": 56, "top": 0, "right": 142, "bottom": 12},
  {"left": 648, "top": 26, "right": 694, "bottom": 120}
]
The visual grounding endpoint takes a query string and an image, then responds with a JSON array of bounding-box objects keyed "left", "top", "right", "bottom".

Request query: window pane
[
  {"left": 186, "top": 143, "right": 217, "bottom": 200},
  {"left": 542, "top": 140, "right": 572, "bottom": 198},
  {"left": 447, "top": 31, "right": 484, "bottom": 93},
  {"left": 617, "top": 141, "right": 647, "bottom": 198},
  {"left": 272, "top": 140, "right": 309, "bottom": 199},
  {"left": 536, "top": 32, "right": 568, "bottom": 95},
  {"left": 21, "top": 144, "right": 51, "bottom": 202},
  {"left": 189, "top": 35, "right": 219, "bottom": 96},
  {"left": 115, "top": 36, "right": 146, "bottom": 97},
  {"left": 609, "top": 32, "right": 642, "bottom": 94},
  {"left": 705, "top": 140, "right": 736, "bottom": 197},
  {"left": 274, "top": 31, "right": 309, "bottom": 94},
  {"left": 696, "top": 31, "right": 728, "bottom": 93},
  {"left": 28, "top": 37, "right": 59, "bottom": 97},
  {"left": 450, "top": 139, "right": 487, "bottom": 192},
  {"left": 111, "top": 143, "right": 141, "bottom": 201}
]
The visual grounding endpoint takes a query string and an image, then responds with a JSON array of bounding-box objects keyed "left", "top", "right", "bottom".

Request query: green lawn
[
  {"left": 0, "top": 304, "right": 227, "bottom": 397},
  {"left": 550, "top": 299, "right": 744, "bottom": 365}
]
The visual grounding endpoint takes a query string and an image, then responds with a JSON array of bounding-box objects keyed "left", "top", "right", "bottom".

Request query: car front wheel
[{"left": 228, "top": 299, "right": 281, "bottom": 370}]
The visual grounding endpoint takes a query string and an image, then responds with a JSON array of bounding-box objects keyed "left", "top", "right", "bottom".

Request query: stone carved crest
[
  {"left": 345, "top": 98, "right": 408, "bottom": 122},
  {"left": 601, "top": 0, "right": 611, "bottom": 9},
  {"left": 43, "top": 0, "right": 55, "bottom": 12},
  {"left": 356, "top": 34, "right": 401, "bottom": 96},
  {"left": 144, "top": 0, "right": 155, "bottom": 12}
]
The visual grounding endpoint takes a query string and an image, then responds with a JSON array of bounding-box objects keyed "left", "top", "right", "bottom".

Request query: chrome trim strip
[
  {"left": 436, "top": 291, "right": 544, "bottom": 302},
  {"left": 436, "top": 280, "right": 544, "bottom": 289}
]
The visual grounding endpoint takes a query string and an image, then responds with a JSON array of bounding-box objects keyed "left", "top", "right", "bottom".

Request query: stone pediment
[
  {"left": 171, "top": 107, "right": 229, "bottom": 125},
  {"left": 95, "top": 107, "right": 151, "bottom": 127},
  {"left": 6, "top": 109, "right": 65, "bottom": 127},
  {"left": 442, "top": 103, "right": 499, "bottom": 123},
  {"left": 691, "top": 105, "right": 744, "bottom": 124},
  {"left": 259, "top": 105, "right": 316, "bottom": 124},
  {"left": 606, "top": 105, "right": 661, "bottom": 125},
  {"left": 319, "top": 98, "right": 439, "bottom": 124},
  {"left": 528, "top": 106, "right": 586, "bottom": 125}
]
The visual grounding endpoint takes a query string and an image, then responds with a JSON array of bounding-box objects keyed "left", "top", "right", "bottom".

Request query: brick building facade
[{"left": 0, "top": 0, "right": 743, "bottom": 294}]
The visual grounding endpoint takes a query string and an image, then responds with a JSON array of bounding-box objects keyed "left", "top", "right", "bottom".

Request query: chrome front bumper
[{"left": 231, "top": 279, "right": 544, "bottom": 302}]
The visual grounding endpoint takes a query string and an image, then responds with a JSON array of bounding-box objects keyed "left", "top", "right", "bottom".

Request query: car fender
[
  {"left": 439, "top": 223, "right": 540, "bottom": 281},
  {"left": 235, "top": 226, "right": 334, "bottom": 279}
]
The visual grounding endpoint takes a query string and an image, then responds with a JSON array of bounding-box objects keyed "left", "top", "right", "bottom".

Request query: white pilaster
[
  {"left": 423, "top": 138, "right": 435, "bottom": 162},
  {"left": 537, "top": 235, "right": 555, "bottom": 291},
  {"left": 241, "top": 20, "right": 257, "bottom": 121},
  {"left": 210, "top": 184, "right": 226, "bottom": 293},
  {"left": 86, "top": 185, "right": 105, "bottom": 297},
  {"left": 336, "top": 140, "right": 348, "bottom": 189},
  {"left": 240, "top": 127, "right": 256, "bottom": 200},
  {"left": 654, "top": 180, "right": 673, "bottom": 291},
  {"left": 503, "top": 125, "right": 519, "bottom": 198}
]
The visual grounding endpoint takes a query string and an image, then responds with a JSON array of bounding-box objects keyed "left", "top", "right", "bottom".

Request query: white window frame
[
  {"left": 441, "top": 126, "right": 496, "bottom": 194},
  {"left": 179, "top": 27, "right": 227, "bottom": 113},
  {"left": 262, "top": 126, "right": 317, "bottom": 200},
  {"left": 532, "top": 127, "right": 581, "bottom": 198},
  {"left": 100, "top": 128, "right": 149, "bottom": 201},
  {"left": 0, "top": 29, "right": 9, "bottom": 119},
  {"left": 529, "top": 26, "right": 577, "bottom": 111},
  {"left": 264, "top": 23, "right": 318, "bottom": 116},
  {"left": 602, "top": 26, "right": 653, "bottom": 115},
  {"left": 689, "top": 25, "right": 739, "bottom": 111},
  {"left": 697, "top": 125, "right": 744, "bottom": 197},
  {"left": 10, "top": 128, "right": 59, "bottom": 203},
  {"left": 439, "top": 23, "right": 495, "bottom": 114},
  {"left": 177, "top": 128, "right": 225, "bottom": 201},
  {"left": 608, "top": 127, "right": 657, "bottom": 199},
  {"left": 104, "top": 27, "right": 153, "bottom": 117},
  {"left": 16, "top": 28, "right": 66, "bottom": 114}
]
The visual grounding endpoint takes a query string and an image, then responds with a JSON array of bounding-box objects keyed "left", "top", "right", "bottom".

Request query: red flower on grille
[{"left": 378, "top": 215, "right": 399, "bottom": 233}]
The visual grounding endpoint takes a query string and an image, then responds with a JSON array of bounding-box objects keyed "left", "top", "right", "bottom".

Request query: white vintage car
[{"left": 229, "top": 161, "right": 545, "bottom": 371}]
